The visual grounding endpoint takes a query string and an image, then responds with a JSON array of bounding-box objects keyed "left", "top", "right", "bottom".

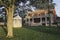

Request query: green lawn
[{"left": 0, "top": 26, "right": 60, "bottom": 40}]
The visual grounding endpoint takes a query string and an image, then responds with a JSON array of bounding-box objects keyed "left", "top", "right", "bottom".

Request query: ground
[{"left": 0, "top": 26, "right": 60, "bottom": 40}]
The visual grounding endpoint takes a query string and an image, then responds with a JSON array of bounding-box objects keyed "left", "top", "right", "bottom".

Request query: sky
[{"left": 54, "top": 0, "right": 60, "bottom": 17}]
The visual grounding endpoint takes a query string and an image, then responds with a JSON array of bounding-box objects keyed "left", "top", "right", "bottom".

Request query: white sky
[{"left": 54, "top": 0, "right": 60, "bottom": 17}]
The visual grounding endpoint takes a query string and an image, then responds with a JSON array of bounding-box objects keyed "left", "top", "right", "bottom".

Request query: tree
[
  {"left": 15, "top": 1, "right": 35, "bottom": 25},
  {"left": 1, "top": 0, "right": 15, "bottom": 38},
  {"left": 30, "top": 0, "right": 54, "bottom": 9},
  {"left": 48, "top": 0, "right": 55, "bottom": 26},
  {"left": 30, "top": 0, "right": 48, "bottom": 9}
]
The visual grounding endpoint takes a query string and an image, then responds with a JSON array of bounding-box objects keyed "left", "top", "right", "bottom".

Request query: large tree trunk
[
  {"left": 6, "top": 7, "right": 13, "bottom": 38},
  {"left": 6, "top": 5, "right": 14, "bottom": 38}
]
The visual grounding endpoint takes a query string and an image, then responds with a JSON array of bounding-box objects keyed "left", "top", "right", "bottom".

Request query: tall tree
[
  {"left": 47, "top": 0, "right": 55, "bottom": 26},
  {"left": 1, "top": 0, "right": 15, "bottom": 38},
  {"left": 30, "top": 0, "right": 54, "bottom": 9}
]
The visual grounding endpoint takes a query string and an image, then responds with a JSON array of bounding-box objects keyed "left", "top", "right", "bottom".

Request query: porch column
[
  {"left": 45, "top": 12, "right": 47, "bottom": 26},
  {"left": 28, "top": 18, "right": 30, "bottom": 26},
  {"left": 50, "top": 14, "right": 52, "bottom": 26},
  {"left": 40, "top": 14, "right": 42, "bottom": 25}
]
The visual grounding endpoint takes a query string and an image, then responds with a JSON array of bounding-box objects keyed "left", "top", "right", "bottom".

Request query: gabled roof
[
  {"left": 14, "top": 15, "right": 22, "bottom": 19},
  {"left": 28, "top": 9, "right": 54, "bottom": 17},
  {"left": 28, "top": 10, "right": 48, "bottom": 14}
]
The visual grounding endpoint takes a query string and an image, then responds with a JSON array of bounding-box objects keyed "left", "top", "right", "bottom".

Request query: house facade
[
  {"left": 24, "top": 9, "right": 56, "bottom": 26},
  {"left": 56, "top": 17, "right": 60, "bottom": 27}
]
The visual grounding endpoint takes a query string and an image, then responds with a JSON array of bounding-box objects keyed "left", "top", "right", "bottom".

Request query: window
[
  {"left": 30, "top": 18, "right": 32, "bottom": 22},
  {"left": 34, "top": 18, "right": 40, "bottom": 23},
  {"left": 39, "top": 14, "right": 40, "bottom": 16},
  {"left": 47, "top": 17, "right": 49, "bottom": 21},
  {"left": 42, "top": 23, "right": 45, "bottom": 26},
  {"left": 42, "top": 18, "right": 45, "bottom": 21}
]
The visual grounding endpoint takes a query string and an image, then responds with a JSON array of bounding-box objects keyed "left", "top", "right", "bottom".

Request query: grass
[{"left": 0, "top": 26, "right": 60, "bottom": 40}]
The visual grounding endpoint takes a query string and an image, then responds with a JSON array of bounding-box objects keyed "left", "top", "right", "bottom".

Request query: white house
[{"left": 24, "top": 9, "right": 56, "bottom": 26}]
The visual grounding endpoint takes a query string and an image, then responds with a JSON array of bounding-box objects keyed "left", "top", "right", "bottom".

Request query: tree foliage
[{"left": 30, "top": 0, "right": 54, "bottom": 9}]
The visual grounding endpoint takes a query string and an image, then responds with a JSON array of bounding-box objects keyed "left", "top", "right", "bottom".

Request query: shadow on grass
[
  {"left": 1, "top": 25, "right": 7, "bottom": 35},
  {"left": 23, "top": 25, "right": 60, "bottom": 35}
]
